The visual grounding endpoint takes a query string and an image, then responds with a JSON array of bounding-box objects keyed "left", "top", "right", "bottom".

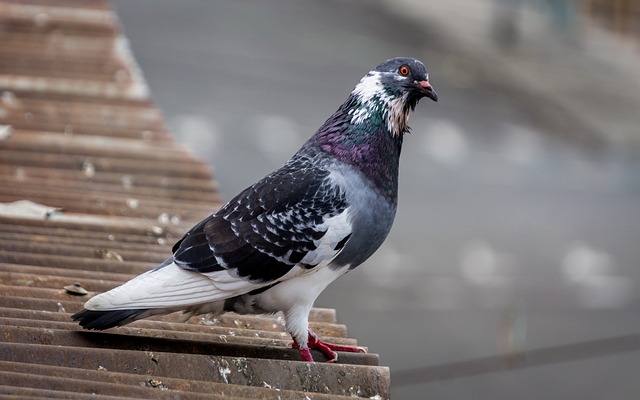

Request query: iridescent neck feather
[{"left": 348, "top": 71, "right": 412, "bottom": 138}]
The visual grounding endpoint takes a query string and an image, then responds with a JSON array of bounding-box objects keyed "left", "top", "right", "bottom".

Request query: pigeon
[{"left": 72, "top": 57, "right": 437, "bottom": 362}]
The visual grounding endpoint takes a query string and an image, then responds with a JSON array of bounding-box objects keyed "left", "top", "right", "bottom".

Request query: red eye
[{"left": 398, "top": 65, "right": 410, "bottom": 76}]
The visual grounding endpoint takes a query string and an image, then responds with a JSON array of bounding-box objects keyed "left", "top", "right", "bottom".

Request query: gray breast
[{"left": 327, "top": 163, "right": 397, "bottom": 270}]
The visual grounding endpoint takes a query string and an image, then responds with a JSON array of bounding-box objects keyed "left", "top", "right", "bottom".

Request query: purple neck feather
[{"left": 301, "top": 95, "right": 403, "bottom": 201}]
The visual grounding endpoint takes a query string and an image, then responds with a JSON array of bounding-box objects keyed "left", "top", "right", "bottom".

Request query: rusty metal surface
[
  {"left": 0, "top": 0, "right": 391, "bottom": 398},
  {"left": 0, "top": 360, "right": 377, "bottom": 400},
  {"left": 583, "top": 0, "right": 640, "bottom": 40},
  {"left": 0, "top": 343, "right": 389, "bottom": 397}
]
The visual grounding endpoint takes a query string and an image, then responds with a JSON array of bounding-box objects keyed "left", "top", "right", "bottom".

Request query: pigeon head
[
  {"left": 303, "top": 57, "right": 437, "bottom": 200},
  {"left": 350, "top": 57, "right": 438, "bottom": 137},
  {"left": 371, "top": 57, "right": 438, "bottom": 104}
]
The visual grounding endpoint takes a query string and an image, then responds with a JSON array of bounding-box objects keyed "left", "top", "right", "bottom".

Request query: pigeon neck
[{"left": 305, "top": 95, "right": 403, "bottom": 201}]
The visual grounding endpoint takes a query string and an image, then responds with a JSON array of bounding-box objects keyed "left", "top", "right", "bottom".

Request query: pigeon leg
[
  {"left": 292, "top": 328, "right": 366, "bottom": 363},
  {"left": 292, "top": 342, "right": 315, "bottom": 362}
]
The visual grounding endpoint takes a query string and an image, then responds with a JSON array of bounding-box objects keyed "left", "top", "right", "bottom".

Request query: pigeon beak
[{"left": 417, "top": 80, "right": 438, "bottom": 102}]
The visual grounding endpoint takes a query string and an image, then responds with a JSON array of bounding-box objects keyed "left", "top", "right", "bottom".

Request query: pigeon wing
[{"left": 172, "top": 158, "right": 350, "bottom": 285}]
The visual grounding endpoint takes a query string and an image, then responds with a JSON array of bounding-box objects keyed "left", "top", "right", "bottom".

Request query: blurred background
[{"left": 111, "top": 1, "right": 640, "bottom": 398}]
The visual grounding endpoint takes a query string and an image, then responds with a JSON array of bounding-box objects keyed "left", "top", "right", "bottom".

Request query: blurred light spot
[
  {"left": 421, "top": 120, "right": 468, "bottom": 166},
  {"left": 14, "top": 167, "right": 25, "bottom": 181},
  {"left": 461, "top": 240, "right": 497, "bottom": 283},
  {"left": 82, "top": 158, "right": 95, "bottom": 178},
  {"left": 460, "top": 241, "right": 517, "bottom": 309},
  {"left": 157, "top": 213, "right": 170, "bottom": 224},
  {"left": 125, "top": 198, "right": 139, "bottom": 209},
  {"left": 562, "top": 242, "right": 633, "bottom": 309},
  {"left": 461, "top": 240, "right": 515, "bottom": 284},
  {"left": 501, "top": 123, "right": 541, "bottom": 165},
  {"left": 562, "top": 242, "right": 614, "bottom": 284},
  {"left": 0, "top": 125, "right": 12, "bottom": 140},
  {"left": 1, "top": 91, "right": 18, "bottom": 107},
  {"left": 156, "top": 214, "right": 181, "bottom": 225},
  {"left": 34, "top": 12, "right": 50, "bottom": 27},
  {"left": 172, "top": 115, "right": 219, "bottom": 158},
  {"left": 121, "top": 175, "right": 133, "bottom": 190}
]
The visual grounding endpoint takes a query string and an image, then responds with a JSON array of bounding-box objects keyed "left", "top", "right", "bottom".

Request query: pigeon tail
[{"left": 71, "top": 308, "right": 149, "bottom": 330}]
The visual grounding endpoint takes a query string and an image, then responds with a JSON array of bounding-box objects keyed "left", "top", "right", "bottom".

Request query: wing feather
[{"left": 172, "top": 156, "right": 351, "bottom": 290}]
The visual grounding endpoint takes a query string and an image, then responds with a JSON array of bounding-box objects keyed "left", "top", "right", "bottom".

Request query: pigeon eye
[{"left": 398, "top": 65, "right": 410, "bottom": 77}]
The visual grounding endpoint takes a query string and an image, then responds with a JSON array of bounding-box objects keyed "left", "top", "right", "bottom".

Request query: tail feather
[
  {"left": 71, "top": 309, "right": 148, "bottom": 330},
  {"left": 71, "top": 260, "right": 258, "bottom": 330}
]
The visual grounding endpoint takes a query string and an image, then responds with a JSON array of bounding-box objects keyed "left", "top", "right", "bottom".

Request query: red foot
[{"left": 291, "top": 328, "right": 366, "bottom": 363}]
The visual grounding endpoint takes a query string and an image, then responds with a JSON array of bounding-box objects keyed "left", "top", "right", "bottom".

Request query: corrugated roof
[{"left": 0, "top": 1, "right": 391, "bottom": 398}]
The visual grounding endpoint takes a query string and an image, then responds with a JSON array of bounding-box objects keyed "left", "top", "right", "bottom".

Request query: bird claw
[{"left": 291, "top": 329, "right": 367, "bottom": 363}]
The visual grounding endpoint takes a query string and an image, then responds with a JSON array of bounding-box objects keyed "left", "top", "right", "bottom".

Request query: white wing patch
[{"left": 300, "top": 207, "right": 352, "bottom": 266}]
